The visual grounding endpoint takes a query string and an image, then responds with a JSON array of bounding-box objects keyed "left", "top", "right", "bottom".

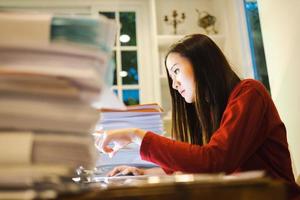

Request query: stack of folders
[
  {"left": 0, "top": 12, "right": 117, "bottom": 199},
  {"left": 95, "top": 104, "right": 164, "bottom": 169}
]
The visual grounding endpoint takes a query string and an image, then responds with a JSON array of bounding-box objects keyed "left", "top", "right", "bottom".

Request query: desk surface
[{"left": 59, "top": 177, "right": 286, "bottom": 200}]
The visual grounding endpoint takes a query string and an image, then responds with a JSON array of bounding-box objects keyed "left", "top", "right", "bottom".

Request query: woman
[{"left": 96, "top": 34, "right": 300, "bottom": 199}]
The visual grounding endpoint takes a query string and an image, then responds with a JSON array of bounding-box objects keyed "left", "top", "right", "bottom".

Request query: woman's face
[{"left": 166, "top": 52, "right": 196, "bottom": 103}]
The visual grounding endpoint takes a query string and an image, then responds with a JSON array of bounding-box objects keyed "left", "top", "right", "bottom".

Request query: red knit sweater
[{"left": 140, "top": 79, "right": 300, "bottom": 200}]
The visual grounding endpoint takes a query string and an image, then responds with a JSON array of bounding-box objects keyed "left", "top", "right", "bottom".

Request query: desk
[{"left": 59, "top": 177, "right": 286, "bottom": 200}]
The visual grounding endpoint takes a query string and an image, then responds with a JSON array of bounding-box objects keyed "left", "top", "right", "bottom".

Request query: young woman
[{"left": 96, "top": 34, "right": 300, "bottom": 199}]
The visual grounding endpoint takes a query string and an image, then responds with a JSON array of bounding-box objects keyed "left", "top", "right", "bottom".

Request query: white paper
[
  {"left": 92, "top": 85, "right": 126, "bottom": 109},
  {"left": 0, "top": 12, "right": 51, "bottom": 47},
  {"left": 0, "top": 132, "right": 33, "bottom": 165}
]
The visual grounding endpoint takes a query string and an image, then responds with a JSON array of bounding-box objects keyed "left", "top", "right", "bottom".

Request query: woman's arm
[{"left": 140, "top": 84, "right": 270, "bottom": 174}]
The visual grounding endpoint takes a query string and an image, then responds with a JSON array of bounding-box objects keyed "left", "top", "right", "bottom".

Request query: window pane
[
  {"left": 113, "top": 89, "right": 118, "bottom": 96},
  {"left": 122, "top": 89, "right": 139, "bottom": 105},
  {"left": 120, "top": 12, "right": 136, "bottom": 46},
  {"left": 99, "top": 12, "right": 117, "bottom": 46},
  {"left": 244, "top": 0, "right": 270, "bottom": 91},
  {"left": 121, "top": 51, "right": 139, "bottom": 84}
]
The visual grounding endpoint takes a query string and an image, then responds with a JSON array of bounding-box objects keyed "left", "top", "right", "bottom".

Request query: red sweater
[{"left": 140, "top": 79, "right": 300, "bottom": 200}]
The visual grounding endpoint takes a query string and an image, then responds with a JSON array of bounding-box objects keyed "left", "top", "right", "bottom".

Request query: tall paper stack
[{"left": 0, "top": 12, "right": 117, "bottom": 198}]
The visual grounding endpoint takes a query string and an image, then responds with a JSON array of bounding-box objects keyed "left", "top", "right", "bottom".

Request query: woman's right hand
[
  {"left": 95, "top": 128, "right": 147, "bottom": 157},
  {"left": 107, "top": 165, "right": 145, "bottom": 177}
]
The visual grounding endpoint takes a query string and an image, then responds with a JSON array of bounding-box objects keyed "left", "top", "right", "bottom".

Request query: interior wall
[
  {"left": 258, "top": 0, "right": 300, "bottom": 178},
  {"left": 155, "top": 0, "right": 213, "bottom": 35}
]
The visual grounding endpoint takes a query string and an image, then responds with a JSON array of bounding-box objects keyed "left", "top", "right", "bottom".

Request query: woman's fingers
[
  {"left": 107, "top": 166, "right": 145, "bottom": 177},
  {"left": 99, "top": 130, "right": 131, "bottom": 154},
  {"left": 122, "top": 167, "right": 138, "bottom": 176},
  {"left": 94, "top": 128, "right": 144, "bottom": 157},
  {"left": 98, "top": 132, "right": 115, "bottom": 154},
  {"left": 107, "top": 167, "right": 120, "bottom": 177},
  {"left": 107, "top": 166, "right": 127, "bottom": 176},
  {"left": 93, "top": 131, "right": 105, "bottom": 151},
  {"left": 122, "top": 167, "right": 144, "bottom": 176},
  {"left": 94, "top": 129, "right": 104, "bottom": 134}
]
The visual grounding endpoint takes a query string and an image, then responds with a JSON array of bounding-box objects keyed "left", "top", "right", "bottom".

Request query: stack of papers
[
  {"left": 0, "top": 12, "right": 116, "bottom": 52},
  {"left": 95, "top": 104, "right": 164, "bottom": 168},
  {"left": 0, "top": 94, "right": 99, "bottom": 134},
  {"left": 98, "top": 103, "right": 164, "bottom": 134},
  {"left": 51, "top": 15, "right": 116, "bottom": 52},
  {"left": 0, "top": 12, "right": 116, "bottom": 103},
  {"left": 0, "top": 11, "right": 117, "bottom": 197}
]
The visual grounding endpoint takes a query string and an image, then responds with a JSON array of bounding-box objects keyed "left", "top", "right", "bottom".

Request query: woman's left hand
[{"left": 94, "top": 128, "right": 147, "bottom": 157}]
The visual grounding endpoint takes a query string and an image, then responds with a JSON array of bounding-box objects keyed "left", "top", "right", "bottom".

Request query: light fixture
[
  {"left": 120, "top": 70, "right": 128, "bottom": 77},
  {"left": 119, "top": 34, "right": 130, "bottom": 43}
]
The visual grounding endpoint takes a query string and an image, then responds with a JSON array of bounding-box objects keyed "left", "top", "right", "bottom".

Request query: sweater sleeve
[{"left": 140, "top": 86, "right": 269, "bottom": 174}]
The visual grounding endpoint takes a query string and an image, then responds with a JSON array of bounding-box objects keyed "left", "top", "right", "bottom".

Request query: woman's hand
[
  {"left": 107, "top": 165, "right": 145, "bottom": 177},
  {"left": 107, "top": 166, "right": 167, "bottom": 176},
  {"left": 95, "top": 128, "right": 147, "bottom": 157}
]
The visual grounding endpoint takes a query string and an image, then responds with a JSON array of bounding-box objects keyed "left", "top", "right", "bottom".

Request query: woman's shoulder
[
  {"left": 237, "top": 78, "right": 267, "bottom": 90},
  {"left": 230, "top": 79, "right": 270, "bottom": 100}
]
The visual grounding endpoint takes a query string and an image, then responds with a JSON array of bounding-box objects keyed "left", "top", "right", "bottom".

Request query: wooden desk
[{"left": 59, "top": 177, "right": 286, "bottom": 200}]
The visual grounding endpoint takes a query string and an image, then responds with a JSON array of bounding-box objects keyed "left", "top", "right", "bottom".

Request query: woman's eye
[{"left": 174, "top": 68, "right": 180, "bottom": 74}]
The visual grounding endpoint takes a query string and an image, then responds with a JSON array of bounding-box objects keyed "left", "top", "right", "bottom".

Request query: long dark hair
[{"left": 165, "top": 34, "right": 240, "bottom": 145}]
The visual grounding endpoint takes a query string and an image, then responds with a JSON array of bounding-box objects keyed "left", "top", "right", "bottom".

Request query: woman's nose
[{"left": 172, "top": 79, "right": 179, "bottom": 90}]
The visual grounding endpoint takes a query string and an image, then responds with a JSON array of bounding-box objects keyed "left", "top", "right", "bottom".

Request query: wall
[
  {"left": 258, "top": 0, "right": 300, "bottom": 179},
  {"left": 154, "top": 0, "right": 251, "bottom": 79},
  {"left": 155, "top": 0, "right": 213, "bottom": 35}
]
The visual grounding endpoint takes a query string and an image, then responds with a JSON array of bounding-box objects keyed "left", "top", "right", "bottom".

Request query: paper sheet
[
  {"left": 0, "top": 12, "right": 51, "bottom": 47},
  {"left": 0, "top": 132, "right": 33, "bottom": 165}
]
